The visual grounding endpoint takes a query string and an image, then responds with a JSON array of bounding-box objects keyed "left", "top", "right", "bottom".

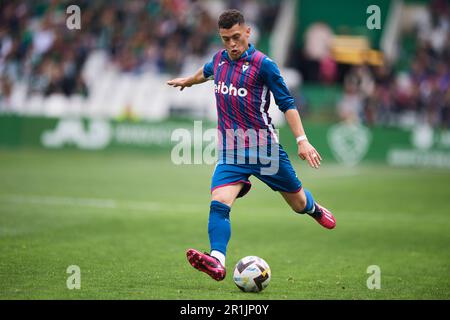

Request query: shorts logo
[{"left": 215, "top": 81, "right": 248, "bottom": 97}]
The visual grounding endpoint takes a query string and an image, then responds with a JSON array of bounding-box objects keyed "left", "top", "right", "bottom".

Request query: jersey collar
[{"left": 223, "top": 43, "right": 255, "bottom": 62}]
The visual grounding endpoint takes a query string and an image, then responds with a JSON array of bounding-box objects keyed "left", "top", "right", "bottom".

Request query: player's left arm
[
  {"left": 284, "top": 109, "right": 321, "bottom": 169},
  {"left": 260, "top": 58, "right": 322, "bottom": 169}
]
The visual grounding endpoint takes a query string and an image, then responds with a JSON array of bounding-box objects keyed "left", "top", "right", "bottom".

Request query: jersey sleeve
[
  {"left": 203, "top": 59, "right": 214, "bottom": 80},
  {"left": 260, "top": 57, "right": 297, "bottom": 113}
]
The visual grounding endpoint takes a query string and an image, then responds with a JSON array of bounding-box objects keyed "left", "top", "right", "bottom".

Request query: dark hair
[{"left": 218, "top": 9, "right": 245, "bottom": 29}]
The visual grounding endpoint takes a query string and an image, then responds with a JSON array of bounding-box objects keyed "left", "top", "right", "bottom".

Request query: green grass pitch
[{"left": 0, "top": 148, "right": 449, "bottom": 299}]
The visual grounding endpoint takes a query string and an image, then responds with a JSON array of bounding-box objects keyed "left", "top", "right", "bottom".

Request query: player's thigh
[
  {"left": 211, "top": 183, "right": 245, "bottom": 207},
  {"left": 280, "top": 188, "right": 307, "bottom": 213},
  {"left": 254, "top": 145, "right": 302, "bottom": 197},
  {"left": 211, "top": 162, "right": 252, "bottom": 204}
]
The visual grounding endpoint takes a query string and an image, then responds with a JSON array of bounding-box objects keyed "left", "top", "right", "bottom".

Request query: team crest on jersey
[{"left": 242, "top": 62, "right": 249, "bottom": 72}]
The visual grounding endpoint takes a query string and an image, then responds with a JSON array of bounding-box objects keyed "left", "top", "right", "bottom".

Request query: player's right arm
[
  {"left": 167, "top": 54, "right": 216, "bottom": 90},
  {"left": 166, "top": 66, "right": 209, "bottom": 91}
]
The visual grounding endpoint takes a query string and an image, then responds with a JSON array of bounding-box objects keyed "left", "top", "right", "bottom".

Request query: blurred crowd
[
  {"left": 337, "top": 0, "right": 450, "bottom": 129},
  {"left": 1, "top": 0, "right": 449, "bottom": 129},
  {"left": 0, "top": 0, "right": 279, "bottom": 102}
]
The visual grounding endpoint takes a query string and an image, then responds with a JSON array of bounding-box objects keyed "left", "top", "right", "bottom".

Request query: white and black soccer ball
[{"left": 233, "top": 256, "right": 271, "bottom": 292}]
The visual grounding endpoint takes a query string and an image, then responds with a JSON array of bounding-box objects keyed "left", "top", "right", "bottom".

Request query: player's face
[{"left": 219, "top": 23, "right": 251, "bottom": 60}]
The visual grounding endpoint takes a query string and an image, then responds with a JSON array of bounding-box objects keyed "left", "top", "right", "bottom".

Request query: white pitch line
[
  {"left": 0, "top": 194, "right": 117, "bottom": 209},
  {"left": 0, "top": 194, "right": 204, "bottom": 213}
]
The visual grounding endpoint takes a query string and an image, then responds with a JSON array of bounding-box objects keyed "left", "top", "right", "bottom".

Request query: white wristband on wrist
[{"left": 296, "top": 135, "right": 308, "bottom": 143}]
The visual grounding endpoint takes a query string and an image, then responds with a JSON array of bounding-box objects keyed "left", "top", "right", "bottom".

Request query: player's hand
[
  {"left": 167, "top": 78, "right": 192, "bottom": 91},
  {"left": 298, "top": 140, "right": 322, "bottom": 169}
]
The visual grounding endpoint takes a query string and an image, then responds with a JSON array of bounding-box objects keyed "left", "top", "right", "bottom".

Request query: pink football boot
[
  {"left": 310, "top": 203, "right": 336, "bottom": 229},
  {"left": 186, "top": 248, "right": 226, "bottom": 281}
]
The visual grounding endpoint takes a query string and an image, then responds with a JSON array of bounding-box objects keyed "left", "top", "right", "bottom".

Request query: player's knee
[{"left": 211, "top": 194, "right": 233, "bottom": 207}]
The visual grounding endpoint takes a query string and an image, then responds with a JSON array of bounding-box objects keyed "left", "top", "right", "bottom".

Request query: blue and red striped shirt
[{"left": 204, "top": 44, "right": 296, "bottom": 149}]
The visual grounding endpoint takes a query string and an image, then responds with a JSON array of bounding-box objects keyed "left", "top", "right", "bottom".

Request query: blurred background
[
  {"left": 0, "top": 0, "right": 449, "bottom": 167},
  {"left": 0, "top": 0, "right": 449, "bottom": 300}
]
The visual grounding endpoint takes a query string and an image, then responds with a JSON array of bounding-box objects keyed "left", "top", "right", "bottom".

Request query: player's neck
[{"left": 228, "top": 44, "right": 251, "bottom": 61}]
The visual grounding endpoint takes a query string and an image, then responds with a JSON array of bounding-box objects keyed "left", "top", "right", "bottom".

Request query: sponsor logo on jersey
[{"left": 214, "top": 81, "right": 248, "bottom": 97}]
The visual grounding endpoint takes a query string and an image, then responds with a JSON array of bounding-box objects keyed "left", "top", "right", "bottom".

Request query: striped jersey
[{"left": 203, "top": 44, "right": 297, "bottom": 149}]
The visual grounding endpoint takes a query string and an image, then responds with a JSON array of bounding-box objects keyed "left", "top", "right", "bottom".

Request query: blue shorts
[{"left": 211, "top": 144, "right": 302, "bottom": 198}]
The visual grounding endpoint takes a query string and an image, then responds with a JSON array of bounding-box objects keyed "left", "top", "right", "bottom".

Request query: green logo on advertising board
[{"left": 327, "top": 123, "right": 372, "bottom": 166}]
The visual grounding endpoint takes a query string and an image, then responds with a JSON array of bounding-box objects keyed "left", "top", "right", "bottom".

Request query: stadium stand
[
  {"left": 0, "top": 0, "right": 448, "bottom": 128},
  {"left": 0, "top": 0, "right": 288, "bottom": 122}
]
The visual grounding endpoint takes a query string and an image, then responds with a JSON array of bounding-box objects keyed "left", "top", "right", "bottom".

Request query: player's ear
[{"left": 245, "top": 25, "right": 251, "bottom": 37}]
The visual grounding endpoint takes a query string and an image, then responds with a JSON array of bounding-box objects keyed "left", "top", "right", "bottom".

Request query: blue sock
[
  {"left": 208, "top": 200, "right": 231, "bottom": 256},
  {"left": 302, "top": 188, "right": 315, "bottom": 213}
]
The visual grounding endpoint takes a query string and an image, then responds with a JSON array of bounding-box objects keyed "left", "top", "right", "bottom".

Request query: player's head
[{"left": 218, "top": 9, "right": 250, "bottom": 61}]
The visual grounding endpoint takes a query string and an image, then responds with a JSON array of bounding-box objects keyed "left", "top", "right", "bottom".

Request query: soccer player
[{"left": 167, "top": 9, "right": 336, "bottom": 281}]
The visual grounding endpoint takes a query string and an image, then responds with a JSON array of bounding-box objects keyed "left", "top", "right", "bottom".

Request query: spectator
[{"left": 2, "top": 0, "right": 276, "bottom": 101}]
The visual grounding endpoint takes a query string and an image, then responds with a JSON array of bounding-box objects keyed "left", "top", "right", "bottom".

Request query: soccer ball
[{"left": 233, "top": 256, "right": 271, "bottom": 292}]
